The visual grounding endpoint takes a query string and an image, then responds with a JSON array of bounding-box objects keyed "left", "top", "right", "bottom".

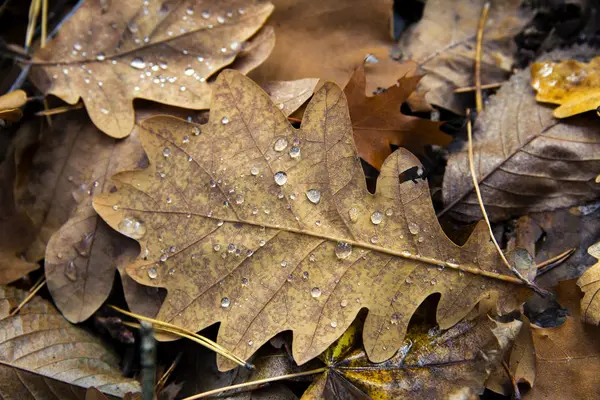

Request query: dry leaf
[
  {"left": 93, "top": 69, "right": 526, "bottom": 371},
  {"left": 0, "top": 285, "right": 140, "bottom": 397},
  {"left": 525, "top": 280, "right": 600, "bottom": 399},
  {"left": 531, "top": 56, "right": 600, "bottom": 118},
  {"left": 29, "top": 0, "right": 274, "bottom": 138},
  {"left": 0, "top": 90, "right": 27, "bottom": 122},
  {"left": 577, "top": 242, "right": 600, "bottom": 325},
  {"left": 302, "top": 314, "right": 521, "bottom": 399},
  {"left": 443, "top": 69, "right": 600, "bottom": 222},
  {"left": 398, "top": 0, "right": 532, "bottom": 114},
  {"left": 262, "top": 79, "right": 319, "bottom": 118},
  {"left": 44, "top": 114, "right": 147, "bottom": 323},
  {"left": 345, "top": 64, "right": 450, "bottom": 170},
  {"left": 248, "top": 0, "right": 412, "bottom": 89}
]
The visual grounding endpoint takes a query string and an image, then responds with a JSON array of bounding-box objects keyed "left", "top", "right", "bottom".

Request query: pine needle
[
  {"left": 475, "top": 2, "right": 490, "bottom": 113},
  {"left": 9, "top": 277, "right": 46, "bottom": 316}
]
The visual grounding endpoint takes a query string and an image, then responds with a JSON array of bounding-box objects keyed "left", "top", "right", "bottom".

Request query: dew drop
[
  {"left": 186, "top": 7, "right": 194, "bottom": 15},
  {"left": 180, "top": 86, "right": 186, "bottom": 92},
  {"left": 221, "top": 297, "right": 231, "bottom": 308},
  {"left": 259, "top": 240, "right": 266, "bottom": 247},
  {"left": 247, "top": 339, "right": 253, "bottom": 346},
  {"left": 391, "top": 313, "right": 400, "bottom": 325},
  {"left": 385, "top": 208, "right": 393, "bottom": 217},
  {"left": 118, "top": 217, "right": 147, "bottom": 239},
  {"left": 112, "top": 205, "right": 119, "bottom": 210},
  {"left": 159, "top": 61, "right": 168, "bottom": 70},
  {"left": 227, "top": 243, "right": 236, "bottom": 253},
  {"left": 221, "top": 116, "right": 229, "bottom": 125},
  {"left": 73, "top": 42, "right": 83, "bottom": 51},
  {"left": 96, "top": 52, "right": 106, "bottom": 61},
  {"left": 273, "top": 137, "right": 288, "bottom": 151},
  {"left": 217, "top": 16, "right": 225, "bottom": 23},
  {"left": 217, "top": 220, "right": 224, "bottom": 227},
  {"left": 130, "top": 57, "right": 146, "bottom": 69},
  {"left": 370, "top": 236, "right": 379, "bottom": 244},
  {"left": 274, "top": 171, "right": 288, "bottom": 186},
  {"left": 418, "top": 236, "right": 424, "bottom": 243},
  {"left": 311, "top": 287, "right": 322, "bottom": 298},
  {"left": 147, "top": 267, "right": 158, "bottom": 279},
  {"left": 348, "top": 207, "right": 359, "bottom": 222},
  {"left": 370, "top": 211, "right": 383, "bottom": 225},
  {"left": 234, "top": 194, "right": 244, "bottom": 205},
  {"left": 213, "top": 244, "right": 221, "bottom": 252},
  {"left": 305, "top": 189, "right": 321, "bottom": 204},
  {"left": 364, "top": 53, "right": 379, "bottom": 64},
  {"left": 408, "top": 222, "right": 420, "bottom": 235},
  {"left": 250, "top": 167, "right": 259, "bottom": 176},
  {"left": 100, "top": 108, "right": 109, "bottom": 114},
  {"left": 241, "top": 277, "right": 248, "bottom": 286},
  {"left": 340, "top": 299, "right": 348, "bottom": 308},
  {"left": 330, "top": 320, "right": 337, "bottom": 328},
  {"left": 302, "top": 271, "right": 309, "bottom": 280},
  {"left": 405, "top": 276, "right": 413, "bottom": 284},
  {"left": 162, "top": 147, "right": 171, "bottom": 158},
  {"left": 65, "top": 261, "right": 77, "bottom": 281},
  {"left": 280, "top": 260, "right": 288, "bottom": 268},
  {"left": 430, "top": 278, "right": 437, "bottom": 285},
  {"left": 309, "top": 254, "right": 316, "bottom": 262},
  {"left": 335, "top": 241, "right": 352, "bottom": 259},
  {"left": 289, "top": 146, "right": 301, "bottom": 158},
  {"left": 201, "top": 10, "right": 210, "bottom": 18}
]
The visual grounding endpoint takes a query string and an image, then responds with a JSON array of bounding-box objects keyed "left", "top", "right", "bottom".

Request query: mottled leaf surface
[
  {"left": 94, "top": 69, "right": 524, "bottom": 371},
  {"left": 577, "top": 242, "right": 600, "bottom": 325}
]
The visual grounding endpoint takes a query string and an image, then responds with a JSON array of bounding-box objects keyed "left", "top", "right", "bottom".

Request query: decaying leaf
[
  {"left": 0, "top": 285, "right": 140, "bottom": 397},
  {"left": 29, "top": 0, "right": 274, "bottom": 138},
  {"left": 44, "top": 114, "right": 147, "bottom": 323},
  {"left": 344, "top": 65, "right": 450, "bottom": 170},
  {"left": 531, "top": 56, "right": 600, "bottom": 118},
  {"left": 525, "top": 280, "right": 600, "bottom": 399},
  {"left": 577, "top": 242, "right": 600, "bottom": 326},
  {"left": 0, "top": 90, "right": 27, "bottom": 122},
  {"left": 398, "top": 0, "right": 532, "bottom": 114},
  {"left": 248, "top": 0, "right": 411, "bottom": 89},
  {"left": 303, "top": 314, "right": 521, "bottom": 399},
  {"left": 94, "top": 69, "right": 526, "bottom": 371},
  {"left": 443, "top": 69, "right": 600, "bottom": 222}
]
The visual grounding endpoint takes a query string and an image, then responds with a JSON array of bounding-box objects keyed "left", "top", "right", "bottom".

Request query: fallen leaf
[
  {"left": 0, "top": 285, "right": 140, "bottom": 397},
  {"left": 302, "top": 313, "right": 521, "bottom": 399},
  {"left": 531, "top": 56, "right": 600, "bottom": 118},
  {"left": 29, "top": 0, "right": 274, "bottom": 138},
  {"left": 345, "top": 64, "right": 450, "bottom": 170},
  {"left": 262, "top": 78, "right": 319, "bottom": 118},
  {"left": 0, "top": 89, "right": 27, "bottom": 121},
  {"left": 44, "top": 113, "right": 147, "bottom": 323},
  {"left": 442, "top": 68, "right": 600, "bottom": 222},
  {"left": 93, "top": 69, "right": 526, "bottom": 371},
  {"left": 525, "top": 280, "right": 600, "bottom": 399},
  {"left": 398, "top": 0, "right": 532, "bottom": 114},
  {"left": 86, "top": 388, "right": 113, "bottom": 400},
  {"left": 577, "top": 242, "right": 600, "bottom": 325},
  {"left": 248, "top": 0, "right": 412, "bottom": 89}
]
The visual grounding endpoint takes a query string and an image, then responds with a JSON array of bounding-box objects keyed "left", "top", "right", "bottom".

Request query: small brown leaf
[
  {"left": 531, "top": 56, "right": 600, "bottom": 118},
  {"left": 29, "top": 0, "right": 274, "bottom": 138},
  {"left": 94, "top": 69, "right": 526, "bottom": 371},
  {"left": 0, "top": 90, "right": 27, "bottom": 121},
  {"left": 345, "top": 64, "right": 450, "bottom": 170},
  {"left": 0, "top": 286, "right": 140, "bottom": 397},
  {"left": 577, "top": 242, "right": 600, "bottom": 325}
]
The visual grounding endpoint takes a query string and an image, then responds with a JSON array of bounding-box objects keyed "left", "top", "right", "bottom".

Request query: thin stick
[
  {"left": 35, "top": 102, "right": 83, "bottom": 116},
  {"left": 40, "top": 0, "right": 48, "bottom": 48},
  {"left": 182, "top": 367, "right": 328, "bottom": 400},
  {"left": 111, "top": 305, "right": 250, "bottom": 368},
  {"left": 475, "top": 2, "right": 490, "bottom": 113},
  {"left": 466, "top": 112, "right": 547, "bottom": 296},
  {"left": 454, "top": 82, "right": 503, "bottom": 93},
  {"left": 25, "top": 0, "right": 41, "bottom": 51},
  {"left": 156, "top": 353, "right": 181, "bottom": 392},
  {"left": 502, "top": 360, "right": 521, "bottom": 400},
  {"left": 9, "top": 278, "right": 46, "bottom": 316},
  {"left": 536, "top": 248, "right": 576, "bottom": 270}
]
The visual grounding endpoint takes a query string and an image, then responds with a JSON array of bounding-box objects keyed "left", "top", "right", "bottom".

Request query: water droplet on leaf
[{"left": 305, "top": 189, "right": 321, "bottom": 204}]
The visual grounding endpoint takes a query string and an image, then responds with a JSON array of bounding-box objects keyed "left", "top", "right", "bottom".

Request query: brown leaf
[
  {"left": 303, "top": 314, "right": 521, "bottom": 399},
  {"left": 248, "top": 0, "right": 411, "bottom": 89},
  {"left": 29, "top": 0, "right": 274, "bottom": 138},
  {"left": 442, "top": 69, "right": 600, "bottom": 222},
  {"left": 398, "top": 0, "right": 532, "bottom": 114},
  {"left": 531, "top": 56, "right": 600, "bottom": 118},
  {"left": 44, "top": 114, "right": 147, "bottom": 322},
  {"left": 93, "top": 69, "right": 527, "bottom": 371},
  {"left": 344, "top": 64, "right": 450, "bottom": 170},
  {"left": 261, "top": 78, "right": 319, "bottom": 118},
  {"left": 525, "top": 280, "right": 600, "bottom": 399},
  {"left": 0, "top": 90, "right": 27, "bottom": 122},
  {"left": 577, "top": 242, "right": 600, "bottom": 325},
  {"left": 0, "top": 285, "right": 140, "bottom": 397}
]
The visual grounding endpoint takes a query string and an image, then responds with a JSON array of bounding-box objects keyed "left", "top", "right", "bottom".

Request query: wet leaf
[
  {"left": 29, "top": 0, "right": 274, "bottom": 138},
  {"left": 0, "top": 285, "right": 140, "bottom": 397},
  {"left": 345, "top": 64, "right": 450, "bottom": 170},
  {"left": 577, "top": 242, "right": 600, "bottom": 325},
  {"left": 93, "top": 69, "right": 526, "bottom": 371},
  {"left": 525, "top": 280, "right": 600, "bottom": 399},
  {"left": 0, "top": 90, "right": 27, "bottom": 122},
  {"left": 398, "top": 0, "right": 532, "bottom": 114},
  {"left": 302, "top": 314, "right": 521, "bottom": 399},
  {"left": 531, "top": 56, "right": 600, "bottom": 118},
  {"left": 262, "top": 79, "right": 319, "bottom": 118},
  {"left": 443, "top": 68, "right": 600, "bottom": 222},
  {"left": 248, "top": 0, "right": 410, "bottom": 89}
]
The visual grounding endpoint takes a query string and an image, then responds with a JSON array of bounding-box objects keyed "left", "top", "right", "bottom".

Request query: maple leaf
[
  {"left": 345, "top": 64, "right": 450, "bottom": 170},
  {"left": 442, "top": 69, "right": 600, "bottom": 222},
  {"left": 0, "top": 285, "right": 140, "bottom": 398},
  {"left": 302, "top": 314, "right": 521, "bottom": 399},
  {"left": 531, "top": 55, "right": 600, "bottom": 118},
  {"left": 29, "top": 0, "right": 274, "bottom": 138},
  {"left": 398, "top": 0, "right": 532, "bottom": 114},
  {"left": 93, "top": 69, "right": 526, "bottom": 371}
]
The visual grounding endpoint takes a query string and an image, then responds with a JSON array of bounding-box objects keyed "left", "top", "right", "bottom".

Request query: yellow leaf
[{"left": 577, "top": 242, "right": 600, "bottom": 325}]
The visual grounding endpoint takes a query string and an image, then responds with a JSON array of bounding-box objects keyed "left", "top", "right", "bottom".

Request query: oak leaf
[
  {"left": 93, "top": 69, "right": 525, "bottom": 371},
  {"left": 531, "top": 56, "right": 600, "bottom": 118},
  {"left": 577, "top": 242, "right": 600, "bottom": 325},
  {"left": 302, "top": 315, "right": 521, "bottom": 399},
  {"left": 29, "top": 0, "right": 274, "bottom": 138},
  {"left": 398, "top": 0, "right": 532, "bottom": 114},
  {"left": 345, "top": 65, "right": 450, "bottom": 170},
  {"left": 443, "top": 69, "right": 600, "bottom": 222},
  {"left": 0, "top": 285, "right": 140, "bottom": 398},
  {"left": 0, "top": 90, "right": 27, "bottom": 121}
]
